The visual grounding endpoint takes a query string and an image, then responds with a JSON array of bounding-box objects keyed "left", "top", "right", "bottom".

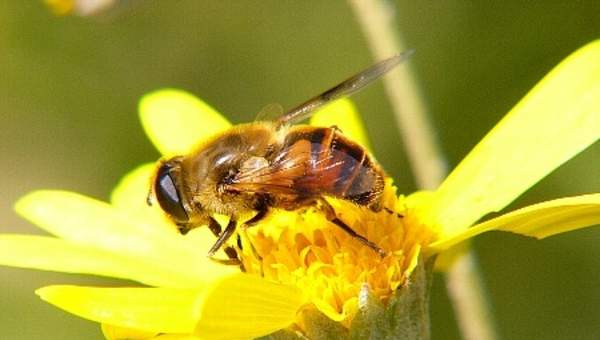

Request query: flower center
[{"left": 238, "top": 181, "right": 436, "bottom": 324}]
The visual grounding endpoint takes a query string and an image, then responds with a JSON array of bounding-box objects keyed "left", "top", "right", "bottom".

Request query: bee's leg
[
  {"left": 245, "top": 208, "right": 269, "bottom": 226},
  {"left": 320, "top": 199, "right": 387, "bottom": 257},
  {"left": 244, "top": 195, "right": 271, "bottom": 227},
  {"left": 208, "top": 219, "right": 237, "bottom": 256},
  {"left": 237, "top": 233, "right": 243, "bottom": 250},
  {"left": 383, "top": 207, "right": 404, "bottom": 219},
  {"left": 239, "top": 221, "right": 263, "bottom": 260},
  {"left": 240, "top": 204, "right": 269, "bottom": 264},
  {"left": 238, "top": 226, "right": 264, "bottom": 277},
  {"left": 207, "top": 218, "right": 242, "bottom": 267},
  {"left": 208, "top": 255, "right": 242, "bottom": 267},
  {"left": 207, "top": 217, "right": 222, "bottom": 235}
]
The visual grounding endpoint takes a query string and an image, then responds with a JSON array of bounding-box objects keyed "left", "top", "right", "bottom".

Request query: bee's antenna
[{"left": 146, "top": 188, "right": 154, "bottom": 206}]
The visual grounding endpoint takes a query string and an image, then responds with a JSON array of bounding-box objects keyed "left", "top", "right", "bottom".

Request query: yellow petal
[
  {"left": 0, "top": 234, "right": 198, "bottom": 287},
  {"left": 101, "top": 324, "right": 158, "bottom": 340},
  {"left": 139, "top": 89, "right": 231, "bottom": 156},
  {"left": 44, "top": 0, "right": 73, "bottom": 15},
  {"left": 149, "top": 335, "right": 200, "bottom": 340},
  {"left": 38, "top": 274, "right": 303, "bottom": 340},
  {"left": 37, "top": 286, "right": 203, "bottom": 334},
  {"left": 194, "top": 274, "right": 305, "bottom": 340},
  {"left": 110, "top": 163, "right": 155, "bottom": 210},
  {"left": 16, "top": 190, "right": 160, "bottom": 240},
  {"left": 309, "top": 98, "right": 371, "bottom": 150},
  {"left": 15, "top": 190, "right": 235, "bottom": 286},
  {"left": 427, "top": 40, "right": 600, "bottom": 236},
  {"left": 427, "top": 194, "right": 600, "bottom": 253},
  {"left": 110, "top": 163, "right": 179, "bottom": 236}
]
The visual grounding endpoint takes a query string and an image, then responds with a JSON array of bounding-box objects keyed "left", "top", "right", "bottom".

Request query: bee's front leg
[
  {"left": 239, "top": 208, "right": 269, "bottom": 269},
  {"left": 234, "top": 198, "right": 272, "bottom": 275},
  {"left": 244, "top": 195, "right": 271, "bottom": 227},
  {"left": 206, "top": 218, "right": 242, "bottom": 267},
  {"left": 244, "top": 208, "right": 269, "bottom": 226}
]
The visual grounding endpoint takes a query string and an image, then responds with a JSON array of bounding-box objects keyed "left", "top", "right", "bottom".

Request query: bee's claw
[{"left": 373, "top": 244, "right": 387, "bottom": 258}]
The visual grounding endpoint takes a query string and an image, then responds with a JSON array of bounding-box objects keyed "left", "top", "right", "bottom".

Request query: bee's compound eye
[{"left": 155, "top": 164, "right": 189, "bottom": 224}]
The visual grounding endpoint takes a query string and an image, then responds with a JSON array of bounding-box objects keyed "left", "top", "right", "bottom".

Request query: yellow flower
[
  {"left": 1, "top": 40, "right": 600, "bottom": 339},
  {"left": 44, "top": 0, "right": 117, "bottom": 16}
]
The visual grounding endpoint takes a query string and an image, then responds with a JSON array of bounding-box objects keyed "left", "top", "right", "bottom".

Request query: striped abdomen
[{"left": 278, "top": 126, "right": 385, "bottom": 208}]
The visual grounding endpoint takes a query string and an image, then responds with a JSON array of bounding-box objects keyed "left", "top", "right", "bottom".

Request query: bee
[{"left": 149, "top": 52, "right": 412, "bottom": 263}]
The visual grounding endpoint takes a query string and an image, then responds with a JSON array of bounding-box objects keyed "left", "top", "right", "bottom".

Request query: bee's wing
[
  {"left": 275, "top": 50, "right": 414, "bottom": 127},
  {"left": 254, "top": 103, "right": 284, "bottom": 122},
  {"left": 225, "top": 141, "right": 319, "bottom": 196},
  {"left": 226, "top": 137, "right": 381, "bottom": 202}
]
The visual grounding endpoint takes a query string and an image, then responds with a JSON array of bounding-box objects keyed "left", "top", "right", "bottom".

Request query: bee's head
[{"left": 149, "top": 157, "right": 190, "bottom": 226}]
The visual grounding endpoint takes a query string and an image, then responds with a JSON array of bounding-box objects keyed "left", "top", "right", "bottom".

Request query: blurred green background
[{"left": 1, "top": 1, "right": 599, "bottom": 339}]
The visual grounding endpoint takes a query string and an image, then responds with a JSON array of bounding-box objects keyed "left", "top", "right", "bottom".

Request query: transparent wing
[
  {"left": 226, "top": 138, "right": 380, "bottom": 201},
  {"left": 254, "top": 103, "right": 284, "bottom": 122},
  {"left": 225, "top": 141, "right": 329, "bottom": 196},
  {"left": 276, "top": 50, "right": 414, "bottom": 127}
]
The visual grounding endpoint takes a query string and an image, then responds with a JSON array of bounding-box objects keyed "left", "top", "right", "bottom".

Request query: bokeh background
[{"left": 1, "top": 1, "right": 599, "bottom": 339}]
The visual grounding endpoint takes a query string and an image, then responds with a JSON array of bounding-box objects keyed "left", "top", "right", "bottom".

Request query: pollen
[{"left": 238, "top": 180, "right": 437, "bottom": 324}]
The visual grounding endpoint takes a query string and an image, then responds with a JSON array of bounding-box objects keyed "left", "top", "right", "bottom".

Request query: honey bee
[{"left": 149, "top": 52, "right": 412, "bottom": 263}]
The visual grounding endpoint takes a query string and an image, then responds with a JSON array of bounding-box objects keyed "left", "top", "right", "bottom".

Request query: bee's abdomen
[{"left": 283, "top": 126, "right": 385, "bottom": 207}]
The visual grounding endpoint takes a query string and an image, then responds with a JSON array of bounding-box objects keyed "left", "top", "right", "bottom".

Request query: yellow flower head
[
  {"left": 1, "top": 40, "right": 600, "bottom": 339},
  {"left": 238, "top": 181, "right": 435, "bottom": 324}
]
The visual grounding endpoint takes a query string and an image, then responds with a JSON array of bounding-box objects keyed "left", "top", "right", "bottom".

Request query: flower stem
[
  {"left": 446, "top": 251, "right": 498, "bottom": 340},
  {"left": 348, "top": 1, "right": 498, "bottom": 339},
  {"left": 348, "top": 0, "right": 444, "bottom": 190}
]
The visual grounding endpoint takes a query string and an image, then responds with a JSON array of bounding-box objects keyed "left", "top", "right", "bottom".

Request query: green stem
[
  {"left": 348, "top": 1, "right": 498, "bottom": 339},
  {"left": 348, "top": 0, "right": 444, "bottom": 190},
  {"left": 445, "top": 251, "right": 498, "bottom": 340}
]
